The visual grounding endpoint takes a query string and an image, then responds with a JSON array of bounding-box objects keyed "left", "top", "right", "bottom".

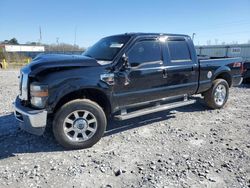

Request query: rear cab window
[{"left": 164, "top": 38, "right": 192, "bottom": 63}]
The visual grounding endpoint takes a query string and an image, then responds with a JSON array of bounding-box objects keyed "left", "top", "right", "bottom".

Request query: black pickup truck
[{"left": 14, "top": 33, "right": 243, "bottom": 149}]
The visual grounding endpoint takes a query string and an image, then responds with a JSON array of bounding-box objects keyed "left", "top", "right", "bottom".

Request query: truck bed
[{"left": 197, "top": 56, "right": 243, "bottom": 93}]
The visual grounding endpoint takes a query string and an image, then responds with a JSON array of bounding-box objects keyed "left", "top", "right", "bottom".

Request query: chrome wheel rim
[
  {"left": 63, "top": 110, "right": 97, "bottom": 142},
  {"left": 214, "top": 84, "right": 227, "bottom": 106}
]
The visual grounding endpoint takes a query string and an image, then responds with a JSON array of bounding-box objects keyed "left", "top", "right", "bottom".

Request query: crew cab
[{"left": 14, "top": 33, "right": 244, "bottom": 149}]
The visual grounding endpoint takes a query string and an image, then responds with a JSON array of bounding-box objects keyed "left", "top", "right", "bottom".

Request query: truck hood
[{"left": 26, "top": 54, "right": 100, "bottom": 76}]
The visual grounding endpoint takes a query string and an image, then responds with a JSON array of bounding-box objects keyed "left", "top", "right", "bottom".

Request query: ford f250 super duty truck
[{"left": 14, "top": 33, "right": 244, "bottom": 149}]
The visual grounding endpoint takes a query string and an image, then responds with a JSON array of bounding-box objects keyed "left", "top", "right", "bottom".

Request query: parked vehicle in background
[
  {"left": 14, "top": 33, "right": 244, "bottom": 149},
  {"left": 243, "top": 61, "right": 250, "bottom": 82},
  {"left": 196, "top": 44, "right": 250, "bottom": 82}
]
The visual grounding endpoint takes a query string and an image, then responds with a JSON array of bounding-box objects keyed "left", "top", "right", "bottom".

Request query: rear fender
[
  {"left": 212, "top": 66, "right": 232, "bottom": 86},
  {"left": 212, "top": 66, "right": 231, "bottom": 80}
]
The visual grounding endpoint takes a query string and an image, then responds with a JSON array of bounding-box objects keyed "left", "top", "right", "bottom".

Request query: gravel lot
[{"left": 0, "top": 69, "right": 250, "bottom": 188}]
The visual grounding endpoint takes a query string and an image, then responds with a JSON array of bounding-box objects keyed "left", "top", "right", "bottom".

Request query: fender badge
[{"left": 207, "top": 71, "right": 212, "bottom": 79}]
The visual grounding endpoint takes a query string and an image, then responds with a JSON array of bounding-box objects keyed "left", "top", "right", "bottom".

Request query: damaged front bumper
[{"left": 13, "top": 97, "right": 47, "bottom": 135}]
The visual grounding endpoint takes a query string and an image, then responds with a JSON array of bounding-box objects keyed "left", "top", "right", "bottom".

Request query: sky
[{"left": 1, "top": 0, "right": 250, "bottom": 47}]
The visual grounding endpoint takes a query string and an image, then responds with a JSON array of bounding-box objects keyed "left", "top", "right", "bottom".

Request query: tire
[
  {"left": 53, "top": 99, "right": 107, "bottom": 149},
  {"left": 203, "top": 79, "right": 229, "bottom": 109}
]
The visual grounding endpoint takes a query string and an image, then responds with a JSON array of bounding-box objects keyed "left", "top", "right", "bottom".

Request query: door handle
[{"left": 163, "top": 69, "right": 168, "bottom": 78}]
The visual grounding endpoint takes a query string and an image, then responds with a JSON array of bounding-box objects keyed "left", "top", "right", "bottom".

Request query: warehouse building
[{"left": 195, "top": 44, "right": 250, "bottom": 61}]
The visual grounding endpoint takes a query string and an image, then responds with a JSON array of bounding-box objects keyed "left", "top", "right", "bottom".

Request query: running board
[{"left": 114, "top": 99, "right": 196, "bottom": 121}]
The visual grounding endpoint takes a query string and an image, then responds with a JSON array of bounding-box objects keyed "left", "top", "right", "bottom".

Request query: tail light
[
  {"left": 240, "top": 62, "right": 245, "bottom": 75},
  {"left": 233, "top": 62, "right": 244, "bottom": 75},
  {"left": 233, "top": 62, "right": 241, "bottom": 67}
]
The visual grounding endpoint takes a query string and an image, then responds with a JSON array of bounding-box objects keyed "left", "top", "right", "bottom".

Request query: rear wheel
[
  {"left": 204, "top": 79, "right": 229, "bottom": 109},
  {"left": 53, "top": 99, "right": 107, "bottom": 149}
]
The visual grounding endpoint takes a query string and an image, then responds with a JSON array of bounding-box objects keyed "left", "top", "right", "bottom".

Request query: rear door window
[{"left": 167, "top": 40, "right": 191, "bottom": 62}]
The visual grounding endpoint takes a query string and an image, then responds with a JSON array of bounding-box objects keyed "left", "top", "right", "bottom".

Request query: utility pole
[
  {"left": 38, "top": 26, "right": 42, "bottom": 44},
  {"left": 215, "top": 39, "right": 218, "bottom": 45},
  {"left": 56, "top": 37, "right": 59, "bottom": 46},
  {"left": 56, "top": 37, "right": 60, "bottom": 51},
  {"left": 74, "top": 26, "right": 77, "bottom": 48}
]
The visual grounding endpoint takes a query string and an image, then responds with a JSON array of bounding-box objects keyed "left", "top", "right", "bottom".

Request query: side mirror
[{"left": 122, "top": 54, "right": 130, "bottom": 69}]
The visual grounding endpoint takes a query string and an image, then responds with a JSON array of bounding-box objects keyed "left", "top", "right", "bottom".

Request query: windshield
[{"left": 83, "top": 35, "right": 131, "bottom": 61}]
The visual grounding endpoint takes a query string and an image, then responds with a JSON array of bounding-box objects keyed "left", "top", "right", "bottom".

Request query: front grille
[{"left": 19, "top": 67, "right": 30, "bottom": 101}]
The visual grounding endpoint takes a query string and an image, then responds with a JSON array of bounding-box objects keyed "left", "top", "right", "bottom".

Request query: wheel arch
[
  {"left": 213, "top": 66, "right": 232, "bottom": 87},
  {"left": 214, "top": 71, "right": 232, "bottom": 87},
  {"left": 52, "top": 88, "right": 112, "bottom": 118}
]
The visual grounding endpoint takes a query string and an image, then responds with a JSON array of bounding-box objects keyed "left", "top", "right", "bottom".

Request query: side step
[{"left": 114, "top": 99, "right": 196, "bottom": 121}]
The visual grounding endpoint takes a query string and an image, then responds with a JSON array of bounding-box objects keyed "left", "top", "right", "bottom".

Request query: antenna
[{"left": 192, "top": 33, "right": 196, "bottom": 41}]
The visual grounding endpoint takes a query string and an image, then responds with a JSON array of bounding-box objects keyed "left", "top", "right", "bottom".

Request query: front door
[{"left": 113, "top": 39, "right": 167, "bottom": 108}]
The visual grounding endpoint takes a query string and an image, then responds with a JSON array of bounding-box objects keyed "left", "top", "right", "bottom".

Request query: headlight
[{"left": 30, "top": 82, "right": 48, "bottom": 108}]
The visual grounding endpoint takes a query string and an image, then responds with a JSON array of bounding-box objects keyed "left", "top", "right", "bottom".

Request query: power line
[{"left": 197, "top": 30, "right": 250, "bottom": 37}]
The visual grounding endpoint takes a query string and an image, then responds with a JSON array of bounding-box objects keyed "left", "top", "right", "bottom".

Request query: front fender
[{"left": 46, "top": 77, "right": 111, "bottom": 112}]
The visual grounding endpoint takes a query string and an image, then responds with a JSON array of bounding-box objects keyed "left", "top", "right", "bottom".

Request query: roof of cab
[{"left": 111, "top": 32, "right": 190, "bottom": 38}]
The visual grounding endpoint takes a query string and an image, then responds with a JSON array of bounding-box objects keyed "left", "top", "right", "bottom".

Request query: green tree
[
  {"left": 2, "top": 40, "right": 9, "bottom": 44},
  {"left": 8, "top": 38, "right": 19, "bottom": 45}
]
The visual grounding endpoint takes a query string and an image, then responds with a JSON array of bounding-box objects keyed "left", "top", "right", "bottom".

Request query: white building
[{"left": 0, "top": 44, "right": 45, "bottom": 52}]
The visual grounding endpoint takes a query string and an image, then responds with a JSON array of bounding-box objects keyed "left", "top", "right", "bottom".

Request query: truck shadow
[
  {"left": 105, "top": 96, "right": 209, "bottom": 135},
  {"left": 239, "top": 83, "right": 250, "bottom": 88},
  {"left": 105, "top": 99, "right": 206, "bottom": 136},
  {"left": 0, "top": 99, "right": 207, "bottom": 160}
]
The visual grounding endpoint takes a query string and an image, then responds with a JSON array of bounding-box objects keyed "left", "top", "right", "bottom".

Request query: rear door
[{"left": 162, "top": 37, "right": 199, "bottom": 96}]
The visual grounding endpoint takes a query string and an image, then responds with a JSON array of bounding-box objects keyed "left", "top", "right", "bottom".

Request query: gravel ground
[{"left": 0, "top": 69, "right": 250, "bottom": 188}]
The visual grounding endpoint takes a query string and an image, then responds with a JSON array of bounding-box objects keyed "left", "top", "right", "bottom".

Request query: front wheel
[
  {"left": 53, "top": 99, "right": 107, "bottom": 149},
  {"left": 203, "top": 79, "right": 229, "bottom": 109}
]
